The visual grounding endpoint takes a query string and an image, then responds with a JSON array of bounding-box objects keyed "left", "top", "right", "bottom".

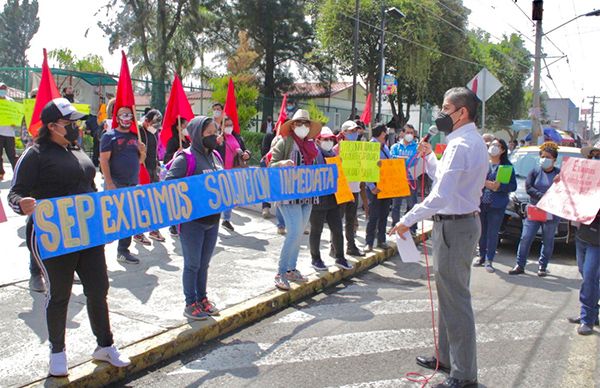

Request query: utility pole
[
  {"left": 350, "top": 0, "right": 359, "bottom": 120},
  {"left": 588, "top": 96, "right": 597, "bottom": 142},
  {"left": 377, "top": 4, "right": 386, "bottom": 123},
  {"left": 531, "top": 0, "right": 544, "bottom": 145}
]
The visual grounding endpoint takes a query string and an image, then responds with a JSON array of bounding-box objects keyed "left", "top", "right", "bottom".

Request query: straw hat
[
  {"left": 581, "top": 140, "right": 600, "bottom": 158},
  {"left": 279, "top": 109, "right": 322, "bottom": 138}
]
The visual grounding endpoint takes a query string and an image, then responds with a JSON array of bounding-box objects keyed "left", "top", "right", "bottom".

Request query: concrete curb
[{"left": 26, "top": 229, "right": 432, "bottom": 388}]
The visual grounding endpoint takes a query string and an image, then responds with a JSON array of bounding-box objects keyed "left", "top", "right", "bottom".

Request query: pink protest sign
[{"left": 537, "top": 158, "right": 600, "bottom": 225}]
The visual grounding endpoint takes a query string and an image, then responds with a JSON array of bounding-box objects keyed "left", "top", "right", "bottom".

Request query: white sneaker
[
  {"left": 92, "top": 345, "right": 131, "bottom": 367},
  {"left": 49, "top": 351, "right": 68, "bottom": 377},
  {"left": 262, "top": 208, "right": 272, "bottom": 219}
]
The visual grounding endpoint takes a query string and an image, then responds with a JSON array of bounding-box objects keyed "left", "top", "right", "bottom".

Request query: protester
[
  {"left": 509, "top": 142, "right": 561, "bottom": 277},
  {"left": 269, "top": 109, "right": 321, "bottom": 290},
  {"left": 364, "top": 124, "right": 392, "bottom": 252},
  {"left": 211, "top": 102, "right": 224, "bottom": 130},
  {"left": 165, "top": 116, "right": 222, "bottom": 320},
  {"left": 474, "top": 138, "right": 516, "bottom": 273},
  {"left": 62, "top": 86, "right": 75, "bottom": 103},
  {"left": 333, "top": 120, "right": 365, "bottom": 257},
  {"left": 259, "top": 125, "right": 286, "bottom": 232},
  {"left": 8, "top": 98, "right": 130, "bottom": 377},
  {"left": 390, "top": 124, "right": 419, "bottom": 234},
  {"left": 138, "top": 108, "right": 167, "bottom": 242},
  {"left": 99, "top": 106, "right": 147, "bottom": 264},
  {"left": 309, "top": 127, "right": 353, "bottom": 271},
  {"left": 260, "top": 115, "right": 274, "bottom": 134},
  {"left": 482, "top": 133, "right": 494, "bottom": 147},
  {"left": 508, "top": 139, "right": 519, "bottom": 154},
  {"left": 519, "top": 139, "right": 526, "bottom": 147},
  {"left": 391, "top": 87, "right": 487, "bottom": 388},
  {"left": 567, "top": 142, "right": 600, "bottom": 335},
  {"left": 215, "top": 116, "right": 251, "bottom": 231},
  {"left": 0, "top": 82, "right": 18, "bottom": 181}
]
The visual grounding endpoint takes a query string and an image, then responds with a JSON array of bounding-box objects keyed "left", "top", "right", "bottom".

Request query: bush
[
  {"left": 240, "top": 130, "right": 264, "bottom": 166},
  {"left": 209, "top": 76, "right": 259, "bottom": 132}
]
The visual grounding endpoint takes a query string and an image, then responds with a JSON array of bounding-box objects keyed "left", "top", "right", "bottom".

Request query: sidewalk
[{"left": 0, "top": 163, "right": 432, "bottom": 387}]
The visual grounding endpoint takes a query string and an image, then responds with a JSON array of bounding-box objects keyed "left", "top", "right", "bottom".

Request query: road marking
[
  {"left": 169, "top": 320, "right": 568, "bottom": 376},
  {"left": 274, "top": 298, "right": 553, "bottom": 324}
]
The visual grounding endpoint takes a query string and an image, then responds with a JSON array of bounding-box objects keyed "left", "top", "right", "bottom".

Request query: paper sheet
[{"left": 395, "top": 232, "right": 421, "bottom": 263}]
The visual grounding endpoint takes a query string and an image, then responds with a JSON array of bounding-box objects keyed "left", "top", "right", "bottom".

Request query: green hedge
[{"left": 240, "top": 130, "right": 264, "bottom": 166}]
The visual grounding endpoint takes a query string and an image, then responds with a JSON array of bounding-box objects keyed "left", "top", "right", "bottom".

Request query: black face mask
[
  {"left": 435, "top": 109, "right": 460, "bottom": 135},
  {"left": 202, "top": 134, "right": 218, "bottom": 150},
  {"left": 55, "top": 122, "right": 79, "bottom": 143},
  {"left": 65, "top": 94, "right": 75, "bottom": 103}
]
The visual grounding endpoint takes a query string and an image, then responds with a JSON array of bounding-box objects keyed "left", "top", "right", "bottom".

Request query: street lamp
[
  {"left": 531, "top": 1, "right": 600, "bottom": 145},
  {"left": 377, "top": 6, "right": 404, "bottom": 123}
]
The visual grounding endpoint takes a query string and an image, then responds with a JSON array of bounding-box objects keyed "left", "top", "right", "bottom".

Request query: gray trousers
[{"left": 432, "top": 216, "right": 481, "bottom": 381}]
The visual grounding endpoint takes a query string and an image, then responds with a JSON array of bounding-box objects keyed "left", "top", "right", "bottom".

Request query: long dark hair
[
  {"left": 494, "top": 138, "right": 511, "bottom": 165},
  {"left": 35, "top": 124, "right": 52, "bottom": 144}
]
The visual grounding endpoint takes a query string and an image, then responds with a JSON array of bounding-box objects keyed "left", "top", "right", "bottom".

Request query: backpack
[{"left": 163, "top": 148, "right": 223, "bottom": 179}]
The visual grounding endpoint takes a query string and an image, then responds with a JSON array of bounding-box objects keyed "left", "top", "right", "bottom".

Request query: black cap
[{"left": 41, "top": 98, "right": 87, "bottom": 124}]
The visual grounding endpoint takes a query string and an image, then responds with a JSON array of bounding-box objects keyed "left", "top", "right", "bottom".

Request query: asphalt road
[{"left": 115, "top": 240, "right": 598, "bottom": 388}]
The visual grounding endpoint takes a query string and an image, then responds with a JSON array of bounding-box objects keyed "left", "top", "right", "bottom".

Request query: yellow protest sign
[
  {"left": 0, "top": 99, "right": 24, "bottom": 126},
  {"left": 326, "top": 156, "right": 354, "bottom": 204},
  {"left": 23, "top": 99, "right": 90, "bottom": 128},
  {"left": 377, "top": 159, "right": 410, "bottom": 199},
  {"left": 339, "top": 141, "right": 380, "bottom": 182}
]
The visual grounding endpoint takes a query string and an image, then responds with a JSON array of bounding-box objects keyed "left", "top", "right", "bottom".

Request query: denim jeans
[
  {"left": 391, "top": 183, "right": 417, "bottom": 232},
  {"left": 223, "top": 208, "right": 233, "bottom": 221},
  {"left": 179, "top": 221, "right": 219, "bottom": 306},
  {"left": 576, "top": 238, "right": 600, "bottom": 326},
  {"left": 277, "top": 203, "right": 312, "bottom": 276},
  {"left": 516, "top": 217, "right": 560, "bottom": 269},
  {"left": 275, "top": 206, "right": 285, "bottom": 228},
  {"left": 478, "top": 206, "right": 505, "bottom": 262},
  {"left": 365, "top": 191, "right": 391, "bottom": 246}
]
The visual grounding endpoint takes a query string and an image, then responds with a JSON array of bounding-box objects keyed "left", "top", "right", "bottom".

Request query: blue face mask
[
  {"left": 345, "top": 132, "right": 358, "bottom": 141},
  {"left": 0, "top": 89, "right": 7, "bottom": 98},
  {"left": 540, "top": 157, "right": 554, "bottom": 170}
]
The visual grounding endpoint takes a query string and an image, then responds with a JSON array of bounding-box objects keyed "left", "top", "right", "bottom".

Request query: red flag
[
  {"left": 360, "top": 93, "right": 372, "bottom": 125},
  {"left": 224, "top": 77, "right": 240, "bottom": 134},
  {"left": 275, "top": 94, "right": 288, "bottom": 136},
  {"left": 112, "top": 51, "right": 138, "bottom": 135},
  {"left": 160, "top": 74, "right": 194, "bottom": 147},
  {"left": 29, "top": 49, "right": 60, "bottom": 137}
]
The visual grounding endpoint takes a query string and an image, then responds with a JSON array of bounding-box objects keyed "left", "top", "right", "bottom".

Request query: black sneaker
[
  {"left": 311, "top": 258, "right": 328, "bottom": 272},
  {"left": 537, "top": 267, "right": 548, "bottom": 277},
  {"left": 567, "top": 316, "right": 600, "bottom": 326},
  {"left": 346, "top": 246, "right": 365, "bottom": 257},
  {"left": 117, "top": 252, "right": 140, "bottom": 265},
  {"left": 508, "top": 265, "right": 524, "bottom": 275},
  {"left": 376, "top": 242, "right": 391, "bottom": 250},
  {"left": 222, "top": 220, "right": 234, "bottom": 231},
  {"left": 169, "top": 225, "right": 179, "bottom": 237},
  {"left": 335, "top": 258, "right": 353, "bottom": 270},
  {"left": 577, "top": 324, "right": 594, "bottom": 336}
]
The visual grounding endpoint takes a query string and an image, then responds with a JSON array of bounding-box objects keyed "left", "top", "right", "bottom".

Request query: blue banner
[{"left": 33, "top": 165, "right": 338, "bottom": 259}]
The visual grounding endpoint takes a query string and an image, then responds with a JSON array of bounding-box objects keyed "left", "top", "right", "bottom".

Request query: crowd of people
[{"left": 3, "top": 85, "right": 599, "bottom": 384}]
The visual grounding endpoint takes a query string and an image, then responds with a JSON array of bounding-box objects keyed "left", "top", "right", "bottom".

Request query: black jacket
[
  {"left": 8, "top": 141, "right": 97, "bottom": 215},
  {"left": 261, "top": 132, "right": 276, "bottom": 157}
]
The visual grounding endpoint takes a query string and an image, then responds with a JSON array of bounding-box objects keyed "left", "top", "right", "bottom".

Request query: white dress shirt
[{"left": 400, "top": 122, "right": 488, "bottom": 227}]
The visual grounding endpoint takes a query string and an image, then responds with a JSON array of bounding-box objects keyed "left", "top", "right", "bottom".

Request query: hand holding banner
[
  {"left": 377, "top": 159, "right": 410, "bottom": 199},
  {"left": 339, "top": 141, "right": 380, "bottom": 182},
  {"left": 326, "top": 156, "right": 354, "bottom": 204},
  {"left": 537, "top": 158, "right": 600, "bottom": 224}
]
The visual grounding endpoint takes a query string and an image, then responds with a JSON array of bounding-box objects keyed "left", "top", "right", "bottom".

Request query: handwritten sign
[
  {"left": 0, "top": 99, "right": 24, "bottom": 126},
  {"left": 33, "top": 165, "right": 338, "bottom": 259},
  {"left": 339, "top": 141, "right": 380, "bottom": 182},
  {"left": 23, "top": 99, "right": 90, "bottom": 128},
  {"left": 537, "top": 158, "right": 600, "bottom": 224},
  {"left": 377, "top": 159, "right": 410, "bottom": 199},
  {"left": 326, "top": 156, "right": 354, "bottom": 204}
]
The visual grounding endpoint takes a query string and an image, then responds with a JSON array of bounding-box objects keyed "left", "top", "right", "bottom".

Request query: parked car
[{"left": 499, "top": 146, "right": 584, "bottom": 245}]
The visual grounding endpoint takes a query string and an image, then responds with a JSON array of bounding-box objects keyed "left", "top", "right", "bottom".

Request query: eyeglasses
[{"left": 294, "top": 120, "right": 310, "bottom": 126}]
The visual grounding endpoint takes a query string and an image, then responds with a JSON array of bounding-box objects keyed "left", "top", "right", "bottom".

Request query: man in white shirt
[{"left": 391, "top": 87, "right": 488, "bottom": 388}]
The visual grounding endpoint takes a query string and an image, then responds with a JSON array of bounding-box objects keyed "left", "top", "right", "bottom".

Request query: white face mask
[
  {"left": 223, "top": 126, "right": 233, "bottom": 135},
  {"left": 404, "top": 134, "right": 414, "bottom": 143},
  {"left": 320, "top": 140, "right": 334, "bottom": 151},
  {"left": 213, "top": 110, "right": 222, "bottom": 118},
  {"left": 488, "top": 145, "right": 501, "bottom": 157},
  {"left": 146, "top": 125, "right": 157, "bottom": 134},
  {"left": 294, "top": 125, "right": 310, "bottom": 139}
]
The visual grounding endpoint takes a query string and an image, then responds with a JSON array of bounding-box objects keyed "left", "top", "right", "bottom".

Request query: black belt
[{"left": 433, "top": 212, "right": 479, "bottom": 222}]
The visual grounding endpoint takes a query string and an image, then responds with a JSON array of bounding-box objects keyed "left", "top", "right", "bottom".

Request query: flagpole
[{"left": 177, "top": 116, "right": 182, "bottom": 150}]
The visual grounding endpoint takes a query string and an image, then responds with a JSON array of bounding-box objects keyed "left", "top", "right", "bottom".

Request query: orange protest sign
[
  {"left": 377, "top": 159, "right": 410, "bottom": 199},
  {"left": 326, "top": 156, "right": 354, "bottom": 204}
]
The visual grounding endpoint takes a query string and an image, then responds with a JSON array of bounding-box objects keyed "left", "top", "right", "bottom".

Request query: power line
[{"left": 509, "top": 0, "right": 535, "bottom": 26}]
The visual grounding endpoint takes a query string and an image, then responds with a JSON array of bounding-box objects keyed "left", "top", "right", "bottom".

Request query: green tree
[
  {"left": 209, "top": 76, "right": 259, "bottom": 132},
  {"left": 98, "top": 0, "right": 214, "bottom": 111},
  {"left": 216, "top": 0, "right": 318, "bottom": 121},
  {"left": 0, "top": 0, "right": 39, "bottom": 86},
  {"left": 306, "top": 100, "right": 329, "bottom": 125},
  {"left": 48, "top": 48, "right": 106, "bottom": 73}
]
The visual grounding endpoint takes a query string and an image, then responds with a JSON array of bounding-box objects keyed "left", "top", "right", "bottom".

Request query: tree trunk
[{"left": 262, "top": 48, "right": 276, "bottom": 122}]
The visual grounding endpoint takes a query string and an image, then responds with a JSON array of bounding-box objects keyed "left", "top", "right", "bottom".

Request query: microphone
[{"left": 422, "top": 126, "right": 438, "bottom": 143}]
